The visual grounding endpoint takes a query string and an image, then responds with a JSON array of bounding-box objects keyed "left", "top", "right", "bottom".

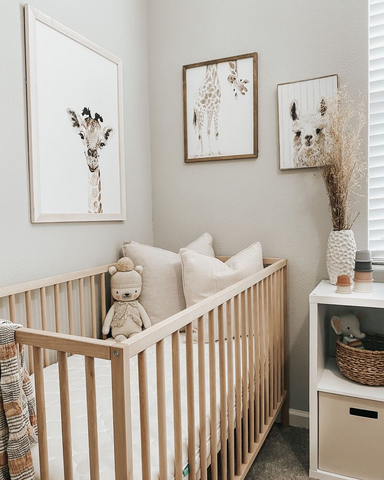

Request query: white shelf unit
[{"left": 309, "top": 280, "right": 384, "bottom": 480}]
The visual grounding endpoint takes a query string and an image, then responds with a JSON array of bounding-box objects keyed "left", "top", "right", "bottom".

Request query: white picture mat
[
  {"left": 278, "top": 75, "right": 337, "bottom": 170},
  {"left": 25, "top": 6, "right": 125, "bottom": 222},
  {"left": 186, "top": 57, "right": 255, "bottom": 160}
]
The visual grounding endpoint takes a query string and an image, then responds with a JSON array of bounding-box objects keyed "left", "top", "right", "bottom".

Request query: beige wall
[
  {"left": 146, "top": 0, "right": 369, "bottom": 412},
  {"left": 0, "top": 0, "right": 153, "bottom": 287}
]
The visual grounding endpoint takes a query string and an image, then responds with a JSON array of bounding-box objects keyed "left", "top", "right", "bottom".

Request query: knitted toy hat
[{"left": 109, "top": 257, "right": 143, "bottom": 289}]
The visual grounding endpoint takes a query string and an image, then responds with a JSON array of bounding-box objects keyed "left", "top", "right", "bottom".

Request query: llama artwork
[
  {"left": 289, "top": 98, "right": 328, "bottom": 168},
  {"left": 67, "top": 107, "right": 114, "bottom": 213},
  {"left": 277, "top": 75, "right": 338, "bottom": 170},
  {"left": 184, "top": 53, "right": 257, "bottom": 163}
]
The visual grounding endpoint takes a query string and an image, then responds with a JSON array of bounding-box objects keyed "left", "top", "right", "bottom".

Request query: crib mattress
[{"left": 30, "top": 334, "right": 235, "bottom": 479}]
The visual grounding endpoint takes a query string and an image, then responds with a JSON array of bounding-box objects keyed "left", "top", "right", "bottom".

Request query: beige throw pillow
[
  {"left": 179, "top": 242, "right": 264, "bottom": 341},
  {"left": 122, "top": 233, "right": 214, "bottom": 324}
]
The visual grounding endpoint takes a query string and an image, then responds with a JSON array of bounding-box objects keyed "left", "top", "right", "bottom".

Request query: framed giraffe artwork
[
  {"left": 277, "top": 74, "right": 338, "bottom": 170},
  {"left": 25, "top": 5, "right": 126, "bottom": 223},
  {"left": 183, "top": 53, "right": 258, "bottom": 163}
]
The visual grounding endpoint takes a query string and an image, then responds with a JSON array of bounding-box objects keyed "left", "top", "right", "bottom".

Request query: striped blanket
[{"left": 0, "top": 320, "right": 37, "bottom": 480}]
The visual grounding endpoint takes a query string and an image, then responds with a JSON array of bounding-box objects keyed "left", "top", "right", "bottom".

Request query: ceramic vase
[{"left": 326, "top": 230, "right": 356, "bottom": 285}]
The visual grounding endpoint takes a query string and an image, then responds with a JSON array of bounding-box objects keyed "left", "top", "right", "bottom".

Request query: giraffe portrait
[
  {"left": 67, "top": 107, "right": 114, "bottom": 213},
  {"left": 183, "top": 53, "right": 258, "bottom": 163},
  {"left": 25, "top": 5, "right": 125, "bottom": 223}
]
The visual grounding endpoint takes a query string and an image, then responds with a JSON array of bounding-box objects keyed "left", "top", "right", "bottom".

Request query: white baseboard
[{"left": 289, "top": 408, "right": 309, "bottom": 428}]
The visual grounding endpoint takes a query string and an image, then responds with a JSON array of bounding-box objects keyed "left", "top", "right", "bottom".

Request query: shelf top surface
[
  {"left": 310, "top": 280, "right": 384, "bottom": 307},
  {"left": 318, "top": 357, "right": 384, "bottom": 402}
]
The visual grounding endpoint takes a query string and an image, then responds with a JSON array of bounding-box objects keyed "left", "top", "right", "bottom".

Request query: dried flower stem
[{"left": 319, "top": 87, "right": 366, "bottom": 231}]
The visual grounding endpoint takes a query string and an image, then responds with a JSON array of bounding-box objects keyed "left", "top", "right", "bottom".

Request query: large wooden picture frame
[
  {"left": 25, "top": 5, "right": 126, "bottom": 223},
  {"left": 183, "top": 53, "right": 258, "bottom": 163}
]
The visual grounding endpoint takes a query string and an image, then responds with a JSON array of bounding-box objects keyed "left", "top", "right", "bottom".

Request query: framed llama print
[
  {"left": 25, "top": 5, "right": 125, "bottom": 222},
  {"left": 277, "top": 74, "right": 338, "bottom": 170},
  {"left": 183, "top": 53, "right": 258, "bottom": 163}
]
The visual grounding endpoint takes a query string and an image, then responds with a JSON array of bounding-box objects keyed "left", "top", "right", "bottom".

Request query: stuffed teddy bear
[
  {"left": 102, "top": 257, "right": 151, "bottom": 341},
  {"left": 331, "top": 313, "right": 365, "bottom": 350}
]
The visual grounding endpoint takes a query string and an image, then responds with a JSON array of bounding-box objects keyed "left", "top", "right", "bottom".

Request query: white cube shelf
[{"left": 309, "top": 280, "right": 384, "bottom": 480}]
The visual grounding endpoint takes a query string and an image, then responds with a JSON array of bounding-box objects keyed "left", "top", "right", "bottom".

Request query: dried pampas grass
[{"left": 317, "top": 87, "right": 366, "bottom": 231}]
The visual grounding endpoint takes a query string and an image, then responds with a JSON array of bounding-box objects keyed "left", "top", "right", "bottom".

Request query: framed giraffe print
[
  {"left": 183, "top": 52, "right": 258, "bottom": 163},
  {"left": 25, "top": 5, "right": 125, "bottom": 223}
]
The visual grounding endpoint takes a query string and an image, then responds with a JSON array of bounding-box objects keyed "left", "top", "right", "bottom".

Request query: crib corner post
[
  {"left": 111, "top": 343, "right": 133, "bottom": 480},
  {"left": 281, "top": 262, "right": 290, "bottom": 429}
]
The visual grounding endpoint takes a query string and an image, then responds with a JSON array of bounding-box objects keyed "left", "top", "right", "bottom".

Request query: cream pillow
[
  {"left": 180, "top": 242, "right": 264, "bottom": 341},
  {"left": 122, "top": 233, "right": 214, "bottom": 324}
]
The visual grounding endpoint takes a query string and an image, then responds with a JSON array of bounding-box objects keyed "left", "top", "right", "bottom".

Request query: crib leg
[
  {"left": 282, "top": 264, "right": 289, "bottom": 429},
  {"left": 282, "top": 394, "right": 290, "bottom": 428}
]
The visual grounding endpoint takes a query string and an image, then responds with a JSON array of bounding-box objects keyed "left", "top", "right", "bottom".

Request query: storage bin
[
  {"left": 336, "top": 334, "right": 384, "bottom": 386},
  {"left": 319, "top": 392, "right": 384, "bottom": 479}
]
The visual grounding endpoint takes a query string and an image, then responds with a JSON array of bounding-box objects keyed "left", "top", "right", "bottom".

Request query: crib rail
[
  {"left": 121, "top": 257, "right": 288, "bottom": 480},
  {"left": 0, "top": 257, "right": 288, "bottom": 480},
  {"left": 0, "top": 264, "right": 110, "bottom": 370}
]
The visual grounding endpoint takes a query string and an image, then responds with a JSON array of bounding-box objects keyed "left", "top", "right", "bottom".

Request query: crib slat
[
  {"left": 85, "top": 356, "right": 100, "bottom": 480},
  {"left": 254, "top": 283, "right": 260, "bottom": 443},
  {"left": 279, "top": 269, "right": 284, "bottom": 400},
  {"left": 9, "top": 294, "right": 15, "bottom": 322},
  {"left": 264, "top": 278, "right": 270, "bottom": 423},
  {"left": 54, "top": 284, "right": 61, "bottom": 333},
  {"left": 25, "top": 291, "right": 34, "bottom": 374},
  {"left": 156, "top": 340, "right": 168, "bottom": 479},
  {"left": 100, "top": 273, "right": 107, "bottom": 319},
  {"left": 218, "top": 304, "right": 227, "bottom": 479},
  {"left": 58, "top": 351, "right": 73, "bottom": 480},
  {"left": 101, "top": 273, "right": 107, "bottom": 340},
  {"left": 111, "top": 345, "right": 133, "bottom": 480},
  {"left": 138, "top": 350, "right": 151, "bottom": 479},
  {"left": 271, "top": 274, "right": 276, "bottom": 411},
  {"left": 234, "top": 295, "right": 242, "bottom": 475},
  {"left": 241, "top": 291, "right": 248, "bottom": 462},
  {"left": 259, "top": 280, "right": 265, "bottom": 431},
  {"left": 274, "top": 273, "right": 279, "bottom": 409},
  {"left": 274, "top": 274, "right": 278, "bottom": 408},
  {"left": 67, "top": 281, "right": 74, "bottom": 336},
  {"left": 198, "top": 316, "right": 207, "bottom": 480},
  {"left": 282, "top": 265, "right": 290, "bottom": 428},
  {"left": 33, "top": 346, "right": 49, "bottom": 479},
  {"left": 79, "top": 278, "right": 86, "bottom": 337},
  {"left": 226, "top": 299, "right": 235, "bottom": 479},
  {"left": 208, "top": 310, "right": 218, "bottom": 480},
  {"left": 277, "top": 271, "right": 282, "bottom": 402},
  {"left": 248, "top": 287, "right": 255, "bottom": 452},
  {"left": 186, "top": 323, "right": 196, "bottom": 479},
  {"left": 172, "top": 332, "right": 183, "bottom": 480},
  {"left": 262, "top": 279, "right": 268, "bottom": 426},
  {"left": 90, "top": 275, "right": 97, "bottom": 339},
  {"left": 40, "top": 287, "right": 49, "bottom": 367},
  {"left": 269, "top": 275, "right": 274, "bottom": 416}
]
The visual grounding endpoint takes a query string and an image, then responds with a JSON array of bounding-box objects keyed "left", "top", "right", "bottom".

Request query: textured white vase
[{"left": 326, "top": 230, "right": 356, "bottom": 285}]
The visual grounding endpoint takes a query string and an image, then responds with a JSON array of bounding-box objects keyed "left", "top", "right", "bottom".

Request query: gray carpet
[{"left": 246, "top": 425, "right": 309, "bottom": 479}]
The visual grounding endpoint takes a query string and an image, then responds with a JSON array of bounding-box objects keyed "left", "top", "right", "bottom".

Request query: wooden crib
[{"left": 0, "top": 257, "right": 288, "bottom": 480}]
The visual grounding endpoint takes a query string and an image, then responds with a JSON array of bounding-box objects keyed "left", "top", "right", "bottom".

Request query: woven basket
[{"left": 335, "top": 333, "right": 384, "bottom": 386}]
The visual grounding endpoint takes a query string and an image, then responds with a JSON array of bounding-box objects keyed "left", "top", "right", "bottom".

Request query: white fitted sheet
[{"left": 31, "top": 334, "right": 236, "bottom": 479}]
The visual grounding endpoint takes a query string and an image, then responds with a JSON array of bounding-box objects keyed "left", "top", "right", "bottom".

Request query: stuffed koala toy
[
  {"left": 331, "top": 313, "right": 365, "bottom": 350},
  {"left": 102, "top": 257, "right": 151, "bottom": 342}
]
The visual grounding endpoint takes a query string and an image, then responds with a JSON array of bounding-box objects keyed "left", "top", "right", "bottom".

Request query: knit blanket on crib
[{"left": 0, "top": 320, "right": 38, "bottom": 480}]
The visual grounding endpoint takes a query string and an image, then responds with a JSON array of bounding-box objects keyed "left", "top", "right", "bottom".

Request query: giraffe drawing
[
  {"left": 66, "top": 107, "right": 114, "bottom": 213},
  {"left": 193, "top": 60, "right": 250, "bottom": 157}
]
